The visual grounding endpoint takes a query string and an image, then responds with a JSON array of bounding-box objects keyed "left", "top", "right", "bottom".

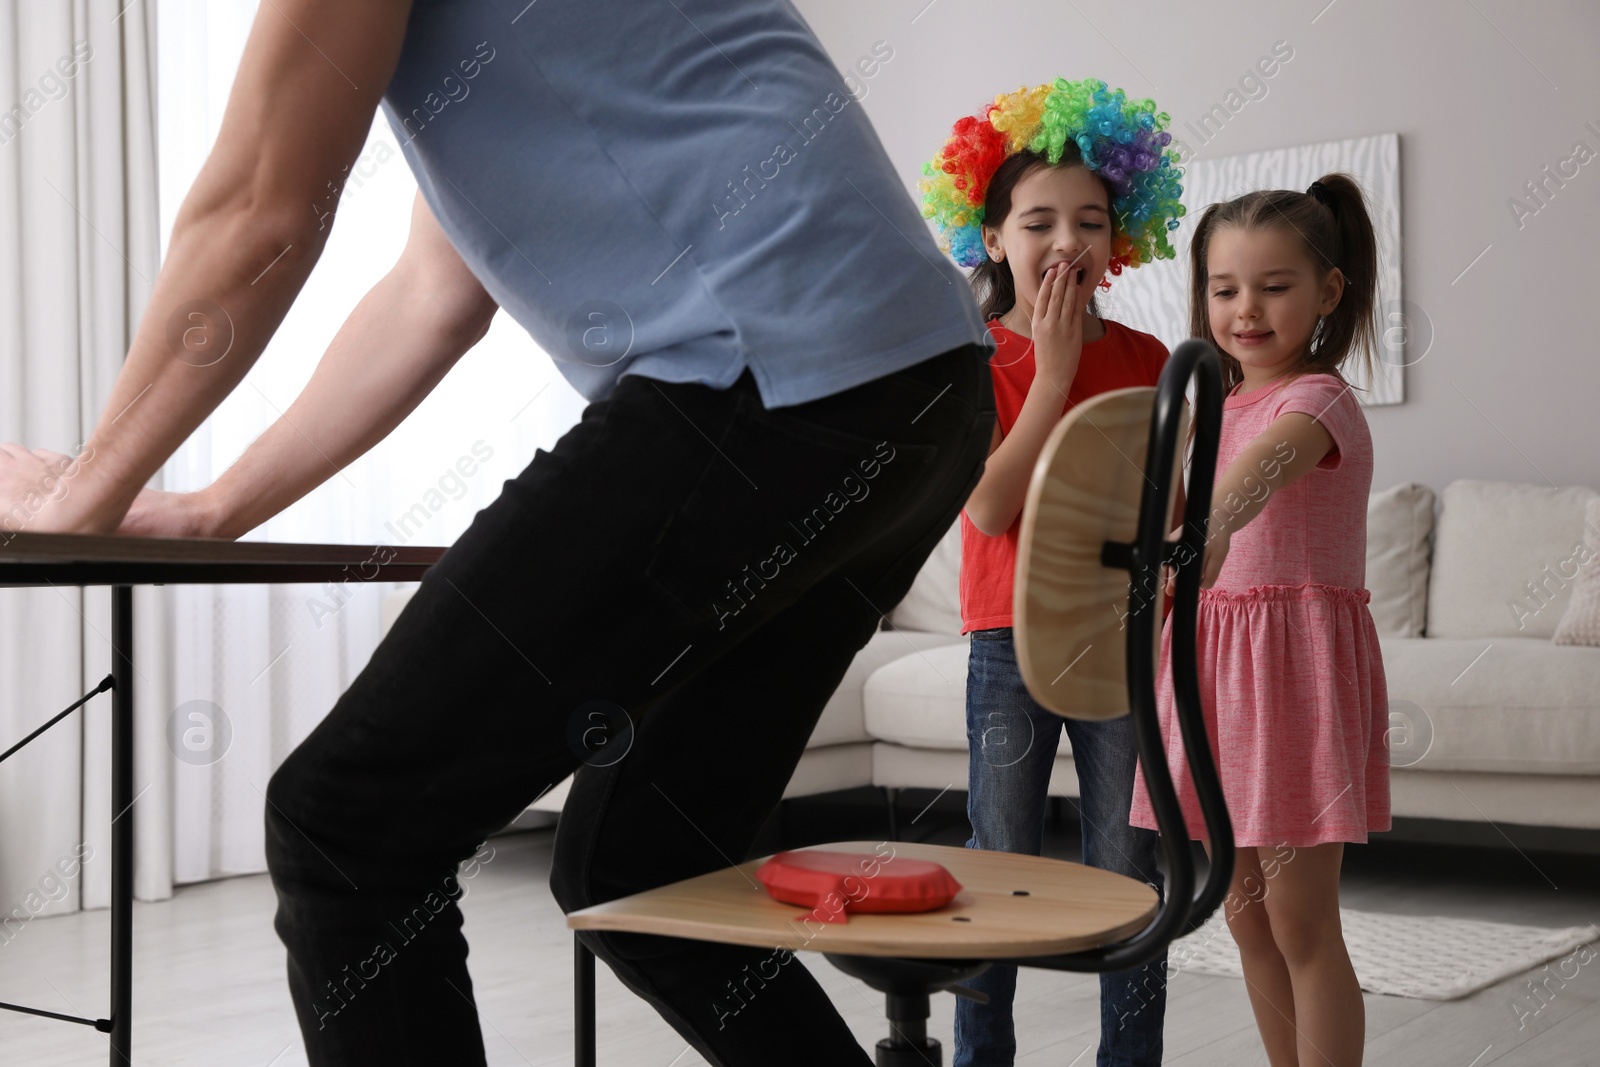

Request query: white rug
[{"left": 1169, "top": 908, "right": 1599, "bottom": 1000}]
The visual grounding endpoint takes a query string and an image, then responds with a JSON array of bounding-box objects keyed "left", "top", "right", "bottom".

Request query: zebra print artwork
[{"left": 1101, "top": 132, "right": 1406, "bottom": 405}]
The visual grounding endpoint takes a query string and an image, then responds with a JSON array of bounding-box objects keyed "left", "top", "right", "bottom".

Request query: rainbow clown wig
[{"left": 919, "top": 77, "right": 1185, "bottom": 285}]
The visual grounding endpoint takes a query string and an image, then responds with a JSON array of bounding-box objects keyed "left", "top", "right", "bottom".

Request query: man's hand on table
[
  {"left": 0, "top": 444, "right": 215, "bottom": 539},
  {"left": 114, "top": 486, "right": 219, "bottom": 539},
  {"left": 0, "top": 442, "right": 109, "bottom": 537}
]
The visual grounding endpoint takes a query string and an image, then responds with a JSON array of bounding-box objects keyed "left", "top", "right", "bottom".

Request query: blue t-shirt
[{"left": 378, "top": 0, "right": 992, "bottom": 408}]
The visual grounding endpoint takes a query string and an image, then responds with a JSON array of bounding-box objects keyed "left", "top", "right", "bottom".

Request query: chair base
[
  {"left": 874, "top": 1034, "right": 941, "bottom": 1067},
  {"left": 824, "top": 953, "right": 991, "bottom": 1067}
]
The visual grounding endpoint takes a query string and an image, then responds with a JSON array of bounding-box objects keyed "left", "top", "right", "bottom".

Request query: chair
[{"left": 566, "top": 339, "right": 1233, "bottom": 1065}]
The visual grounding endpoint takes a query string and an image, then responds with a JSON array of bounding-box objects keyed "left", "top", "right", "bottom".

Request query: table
[{"left": 0, "top": 531, "right": 446, "bottom": 1066}]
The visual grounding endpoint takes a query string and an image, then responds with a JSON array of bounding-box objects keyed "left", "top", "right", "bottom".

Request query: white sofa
[{"left": 380, "top": 479, "right": 1600, "bottom": 832}]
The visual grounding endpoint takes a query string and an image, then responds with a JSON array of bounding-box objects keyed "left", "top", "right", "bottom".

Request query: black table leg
[
  {"left": 110, "top": 585, "right": 133, "bottom": 1066},
  {"left": 576, "top": 936, "right": 595, "bottom": 1067}
]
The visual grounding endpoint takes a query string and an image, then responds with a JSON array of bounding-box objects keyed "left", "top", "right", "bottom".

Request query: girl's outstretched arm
[{"left": 1187, "top": 412, "right": 1334, "bottom": 586}]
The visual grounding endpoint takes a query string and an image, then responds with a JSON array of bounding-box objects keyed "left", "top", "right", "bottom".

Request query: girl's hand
[
  {"left": 1032, "top": 261, "right": 1086, "bottom": 392},
  {"left": 1162, "top": 523, "right": 1182, "bottom": 599},
  {"left": 1162, "top": 522, "right": 1231, "bottom": 594}
]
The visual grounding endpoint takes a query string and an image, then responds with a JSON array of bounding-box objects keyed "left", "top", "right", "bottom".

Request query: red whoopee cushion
[{"left": 755, "top": 849, "right": 963, "bottom": 924}]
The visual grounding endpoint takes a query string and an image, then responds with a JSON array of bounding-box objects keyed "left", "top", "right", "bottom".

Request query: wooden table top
[
  {"left": 0, "top": 531, "right": 446, "bottom": 586},
  {"left": 567, "top": 840, "right": 1158, "bottom": 960}
]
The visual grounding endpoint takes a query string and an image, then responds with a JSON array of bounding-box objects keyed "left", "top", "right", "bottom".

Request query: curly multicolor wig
[{"left": 919, "top": 77, "right": 1185, "bottom": 284}]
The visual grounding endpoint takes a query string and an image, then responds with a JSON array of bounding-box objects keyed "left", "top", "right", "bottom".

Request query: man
[{"left": 0, "top": 2, "right": 994, "bottom": 1063}]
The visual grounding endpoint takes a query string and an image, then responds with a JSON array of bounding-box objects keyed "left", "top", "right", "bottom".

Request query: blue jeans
[{"left": 954, "top": 627, "right": 1167, "bottom": 1067}]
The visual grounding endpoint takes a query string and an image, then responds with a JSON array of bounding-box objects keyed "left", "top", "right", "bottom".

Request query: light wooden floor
[{"left": 2, "top": 806, "right": 1597, "bottom": 1066}]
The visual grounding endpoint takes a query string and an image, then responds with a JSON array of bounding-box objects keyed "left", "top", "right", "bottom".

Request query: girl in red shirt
[{"left": 920, "top": 78, "right": 1185, "bottom": 1067}]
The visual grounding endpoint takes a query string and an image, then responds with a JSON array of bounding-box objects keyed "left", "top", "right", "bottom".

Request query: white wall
[{"left": 794, "top": 0, "right": 1600, "bottom": 497}]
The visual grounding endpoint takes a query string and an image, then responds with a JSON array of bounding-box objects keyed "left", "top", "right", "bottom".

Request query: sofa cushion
[
  {"left": 1553, "top": 498, "right": 1600, "bottom": 648},
  {"left": 1366, "top": 483, "right": 1434, "bottom": 638},
  {"left": 808, "top": 629, "right": 970, "bottom": 748},
  {"left": 863, "top": 642, "right": 973, "bottom": 750},
  {"left": 1378, "top": 635, "right": 1600, "bottom": 774},
  {"left": 862, "top": 641, "right": 1070, "bottom": 762},
  {"left": 887, "top": 519, "right": 963, "bottom": 636},
  {"left": 1426, "top": 480, "right": 1599, "bottom": 639}
]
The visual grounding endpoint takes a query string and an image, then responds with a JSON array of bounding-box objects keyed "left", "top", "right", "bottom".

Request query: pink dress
[{"left": 1128, "top": 372, "right": 1391, "bottom": 847}]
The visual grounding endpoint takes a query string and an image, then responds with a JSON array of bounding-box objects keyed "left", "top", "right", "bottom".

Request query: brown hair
[
  {"left": 1185, "top": 172, "right": 1378, "bottom": 395},
  {"left": 971, "top": 147, "right": 1111, "bottom": 324}
]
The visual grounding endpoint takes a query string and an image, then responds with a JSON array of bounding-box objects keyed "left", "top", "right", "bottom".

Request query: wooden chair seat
[{"left": 567, "top": 840, "right": 1157, "bottom": 960}]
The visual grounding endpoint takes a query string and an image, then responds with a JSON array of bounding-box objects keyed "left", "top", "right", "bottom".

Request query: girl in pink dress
[{"left": 1129, "top": 173, "right": 1390, "bottom": 1067}]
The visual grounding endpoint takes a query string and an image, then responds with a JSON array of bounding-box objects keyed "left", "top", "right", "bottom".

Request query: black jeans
[{"left": 265, "top": 343, "right": 996, "bottom": 1066}]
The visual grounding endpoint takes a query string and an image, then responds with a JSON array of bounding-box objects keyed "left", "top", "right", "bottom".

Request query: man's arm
[
  {"left": 1, "top": 0, "right": 414, "bottom": 534},
  {"left": 120, "top": 191, "right": 499, "bottom": 540}
]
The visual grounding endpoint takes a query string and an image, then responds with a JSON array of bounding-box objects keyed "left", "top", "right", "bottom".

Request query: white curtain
[
  {"left": 154, "top": 1, "right": 587, "bottom": 889},
  {"left": 0, "top": 0, "right": 166, "bottom": 919}
]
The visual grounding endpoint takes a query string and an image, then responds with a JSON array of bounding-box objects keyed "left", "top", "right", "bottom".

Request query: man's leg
[
  {"left": 1063, "top": 715, "right": 1167, "bottom": 1067},
  {"left": 266, "top": 343, "right": 994, "bottom": 1065},
  {"left": 264, "top": 380, "right": 722, "bottom": 1065}
]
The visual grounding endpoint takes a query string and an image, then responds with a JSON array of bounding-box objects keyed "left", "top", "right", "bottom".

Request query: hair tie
[{"left": 1307, "top": 180, "right": 1339, "bottom": 217}]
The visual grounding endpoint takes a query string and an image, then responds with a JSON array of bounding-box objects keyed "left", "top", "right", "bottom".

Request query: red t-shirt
[{"left": 959, "top": 316, "right": 1171, "bottom": 633}]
